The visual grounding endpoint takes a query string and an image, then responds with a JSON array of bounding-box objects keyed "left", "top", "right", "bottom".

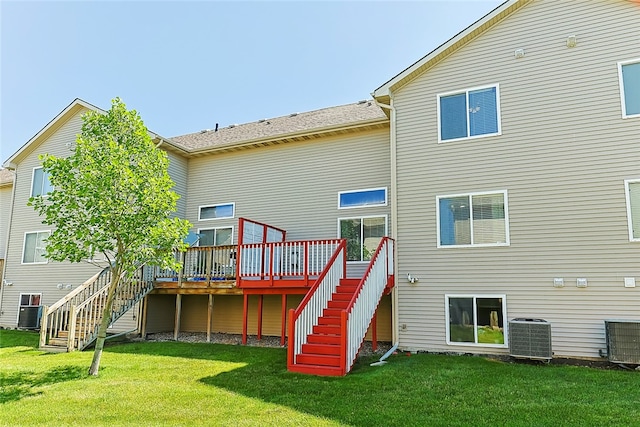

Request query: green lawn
[{"left": 1, "top": 329, "right": 638, "bottom": 426}]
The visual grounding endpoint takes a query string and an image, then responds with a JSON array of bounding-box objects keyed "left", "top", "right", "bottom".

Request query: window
[
  {"left": 198, "top": 227, "right": 233, "bottom": 246},
  {"left": 438, "top": 85, "right": 501, "bottom": 142},
  {"left": 20, "top": 293, "right": 41, "bottom": 307},
  {"left": 338, "top": 188, "right": 387, "bottom": 209},
  {"left": 437, "top": 191, "right": 509, "bottom": 247},
  {"left": 199, "top": 203, "right": 235, "bottom": 221},
  {"left": 22, "top": 231, "right": 50, "bottom": 264},
  {"left": 31, "top": 167, "right": 53, "bottom": 197},
  {"left": 446, "top": 295, "right": 507, "bottom": 347},
  {"left": 339, "top": 216, "right": 386, "bottom": 262},
  {"left": 625, "top": 180, "right": 640, "bottom": 241},
  {"left": 618, "top": 59, "right": 640, "bottom": 118}
]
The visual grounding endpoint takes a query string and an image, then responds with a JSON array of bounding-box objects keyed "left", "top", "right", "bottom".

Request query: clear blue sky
[{"left": 1, "top": 0, "right": 503, "bottom": 163}]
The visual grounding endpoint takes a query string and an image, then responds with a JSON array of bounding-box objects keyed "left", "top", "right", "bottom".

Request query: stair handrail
[
  {"left": 288, "top": 239, "right": 346, "bottom": 368},
  {"left": 340, "top": 237, "right": 395, "bottom": 374},
  {"left": 73, "top": 267, "right": 153, "bottom": 350},
  {"left": 40, "top": 266, "right": 112, "bottom": 348}
]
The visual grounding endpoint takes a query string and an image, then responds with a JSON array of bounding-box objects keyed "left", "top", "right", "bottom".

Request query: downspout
[
  {"left": 0, "top": 166, "right": 17, "bottom": 323},
  {"left": 373, "top": 94, "right": 400, "bottom": 364}
]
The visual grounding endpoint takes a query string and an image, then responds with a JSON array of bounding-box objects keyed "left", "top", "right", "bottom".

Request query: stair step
[
  {"left": 331, "top": 293, "right": 352, "bottom": 301},
  {"left": 301, "top": 343, "right": 341, "bottom": 355},
  {"left": 313, "top": 324, "right": 341, "bottom": 335},
  {"left": 317, "top": 316, "right": 340, "bottom": 326},
  {"left": 339, "top": 278, "right": 360, "bottom": 286},
  {"left": 287, "top": 363, "right": 344, "bottom": 376},
  {"left": 307, "top": 334, "right": 341, "bottom": 345},
  {"left": 296, "top": 353, "right": 340, "bottom": 367},
  {"left": 323, "top": 308, "right": 343, "bottom": 318},
  {"left": 48, "top": 338, "right": 70, "bottom": 347},
  {"left": 335, "top": 285, "right": 358, "bottom": 294},
  {"left": 40, "top": 344, "right": 69, "bottom": 353},
  {"left": 327, "top": 300, "right": 348, "bottom": 309}
]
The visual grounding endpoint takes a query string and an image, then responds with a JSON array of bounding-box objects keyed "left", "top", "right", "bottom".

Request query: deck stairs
[
  {"left": 288, "top": 237, "right": 394, "bottom": 376},
  {"left": 39, "top": 266, "right": 153, "bottom": 352}
]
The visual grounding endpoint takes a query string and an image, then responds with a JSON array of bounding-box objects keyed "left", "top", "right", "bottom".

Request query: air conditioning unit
[
  {"left": 605, "top": 320, "right": 640, "bottom": 365},
  {"left": 508, "top": 318, "right": 552, "bottom": 360},
  {"left": 18, "top": 306, "right": 42, "bottom": 329}
]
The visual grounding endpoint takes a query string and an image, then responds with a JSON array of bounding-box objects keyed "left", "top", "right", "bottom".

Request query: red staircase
[{"left": 292, "top": 279, "right": 359, "bottom": 375}]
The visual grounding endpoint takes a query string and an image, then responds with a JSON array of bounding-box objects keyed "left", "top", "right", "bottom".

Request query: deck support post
[
  {"left": 242, "top": 293, "right": 248, "bottom": 344},
  {"left": 140, "top": 295, "right": 149, "bottom": 339},
  {"left": 257, "top": 295, "right": 264, "bottom": 341},
  {"left": 280, "top": 294, "right": 287, "bottom": 346},
  {"left": 174, "top": 294, "right": 182, "bottom": 341},
  {"left": 207, "top": 294, "right": 213, "bottom": 342},
  {"left": 371, "top": 311, "right": 378, "bottom": 352}
]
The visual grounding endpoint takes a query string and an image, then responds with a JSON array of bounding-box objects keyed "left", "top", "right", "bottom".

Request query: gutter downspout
[
  {"left": 373, "top": 94, "right": 400, "bottom": 363},
  {"left": 0, "top": 167, "right": 17, "bottom": 324}
]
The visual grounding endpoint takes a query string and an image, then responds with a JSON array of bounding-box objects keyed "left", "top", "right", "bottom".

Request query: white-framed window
[
  {"left": 31, "top": 167, "right": 53, "bottom": 197},
  {"left": 437, "top": 190, "right": 509, "bottom": 248},
  {"left": 198, "top": 203, "right": 235, "bottom": 221},
  {"left": 20, "top": 293, "right": 42, "bottom": 307},
  {"left": 437, "top": 84, "right": 501, "bottom": 142},
  {"left": 625, "top": 179, "right": 640, "bottom": 241},
  {"left": 198, "top": 227, "right": 234, "bottom": 246},
  {"left": 618, "top": 59, "right": 640, "bottom": 118},
  {"left": 338, "top": 215, "right": 387, "bottom": 262},
  {"left": 338, "top": 187, "right": 387, "bottom": 209},
  {"left": 446, "top": 295, "right": 507, "bottom": 347},
  {"left": 22, "top": 231, "right": 50, "bottom": 264}
]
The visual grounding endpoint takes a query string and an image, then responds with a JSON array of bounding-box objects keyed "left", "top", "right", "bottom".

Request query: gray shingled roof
[
  {"left": 0, "top": 168, "right": 14, "bottom": 186},
  {"left": 169, "top": 100, "right": 388, "bottom": 152}
]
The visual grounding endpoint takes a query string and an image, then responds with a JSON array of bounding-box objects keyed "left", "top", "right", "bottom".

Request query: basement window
[{"left": 446, "top": 295, "right": 507, "bottom": 347}]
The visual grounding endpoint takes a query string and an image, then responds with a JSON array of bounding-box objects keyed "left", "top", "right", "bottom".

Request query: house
[{"left": 1, "top": 0, "right": 638, "bottom": 373}]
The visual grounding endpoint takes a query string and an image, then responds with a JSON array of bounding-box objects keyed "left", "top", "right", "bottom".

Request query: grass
[{"left": 1, "top": 330, "right": 639, "bottom": 426}]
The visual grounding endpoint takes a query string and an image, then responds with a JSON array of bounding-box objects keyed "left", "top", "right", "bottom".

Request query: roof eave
[
  {"left": 373, "top": 0, "right": 529, "bottom": 99},
  {"left": 187, "top": 117, "right": 389, "bottom": 156}
]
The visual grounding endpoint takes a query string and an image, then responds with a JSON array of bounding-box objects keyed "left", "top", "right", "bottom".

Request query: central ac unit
[
  {"left": 605, "top": 320, "right": 640, "bottom": 365},
  {"left": 508, "top": 318, "right": 552, "bottom": 360},
  {"left": 18, "top": 306, "right": 42, "bottom": 329}
]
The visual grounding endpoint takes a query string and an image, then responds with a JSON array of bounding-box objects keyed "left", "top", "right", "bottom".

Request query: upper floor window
[
  {"left": 23, "top": 230, "right": 50, "bottom": 264},
  {"left": 618, "top": 59, "right": 640, "bottom": 118},
  {"left": 438, "top": 84, "right": 501, "bottom": 142},
  {"left": 625, "top": 180, "right": 640, "bottom": 241},
  {"left": 339, "top": 215, "right": 387, "bottom": 262},
  {"left": 338, "top": 187, "right": 387, "bottom": 209},
  {"left": 199, "top": 203, "right": 235, "bottom": 221},
  {"left": 31, "top": 167, "right": 53, "bottom": 197},
  {"left": 437, "top": 191, "right": 509, "bottom": 247}
]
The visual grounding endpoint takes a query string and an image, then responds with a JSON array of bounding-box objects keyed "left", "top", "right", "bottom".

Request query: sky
[{"left": 0, "top": 0, "right": 504, "bottom": 164}]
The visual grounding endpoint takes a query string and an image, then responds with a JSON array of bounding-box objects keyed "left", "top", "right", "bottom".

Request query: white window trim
[
  {"left": 337, "top": 187, "right": 388, "bottom": 209},
  {"left": 337, "top": 214, "right": 388, "bottom": 264},
  {"left": 436, "top": 190, "right": 510, "bottom": 248},
  {"left": 16, "top": 293, "right": 43, "bottom": 325},
  {"left": 197, "top": 226, "right": 235, "bottom": 246},
  {"left": 30, "top": 166, "right": 52, "bottom": 197},
  {"left": 445, "top": 294, "right": 508, "bottom": 348},
  {"left": 437, "top": 83, "right": 502, "bottom": 143},
  {"left": 624, "top": 179, "right": 640, "bottom": 242},
  {"left": 617, "top": 58, "right": 640, "bottom": 119},
  {"left": 198, "top": 202, "right": 235, "bottom": 221},
  {"left": 22, "top": 230, "right": 51, "bottom": 265}
]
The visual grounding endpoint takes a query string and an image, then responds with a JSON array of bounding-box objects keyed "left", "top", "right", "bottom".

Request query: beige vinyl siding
[
  {"left": 392, "top": 0, "right": 640, "bottom": 359},
  {"left": 185, "top": 128, "right": 391, "bottom": 278},
  {"left": 0, "top": 184, "right": 13, "bottom": 259},
  {"left": 0, "top": 110, "right": 137, "bottom": 331},
  {"left": 166, "top": 151, "right": 188, "bottom": 219}
]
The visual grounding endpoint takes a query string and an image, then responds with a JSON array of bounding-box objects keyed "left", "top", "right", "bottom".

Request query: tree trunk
[{"left": 88, "top": 265, "right": 121, "bottom": 376}]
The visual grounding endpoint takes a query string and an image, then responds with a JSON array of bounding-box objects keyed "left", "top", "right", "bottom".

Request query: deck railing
[
  {"left": 341, "top": 237, "right": 395, "bottom": 374},
  {"left": 288, "top": 240, "right": 347, "bottom": 365},
  {"left": 239, "top": 239, "right": 342, "bottom": 285},
  {"left": 154, "top": 245, "right": 237, "bottom": 283}
]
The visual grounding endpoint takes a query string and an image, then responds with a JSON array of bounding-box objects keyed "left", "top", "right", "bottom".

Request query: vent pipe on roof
[{"left": 215, "top": 123, "right": 219, "bottom": 132}]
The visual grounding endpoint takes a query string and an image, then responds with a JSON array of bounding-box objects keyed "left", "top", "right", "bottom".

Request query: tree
[{"left": 29, "top": 98, "right": 191, "bottom": 376}]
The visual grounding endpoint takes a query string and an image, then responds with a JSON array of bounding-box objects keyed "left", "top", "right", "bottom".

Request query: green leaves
[{"left": 29, "top": 97, "right": 191, "bottom": 273}]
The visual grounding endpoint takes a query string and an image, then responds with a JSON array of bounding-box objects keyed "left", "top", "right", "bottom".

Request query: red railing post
[{"left": 340, "top": 310, "right": 348, "bottom": 376}]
